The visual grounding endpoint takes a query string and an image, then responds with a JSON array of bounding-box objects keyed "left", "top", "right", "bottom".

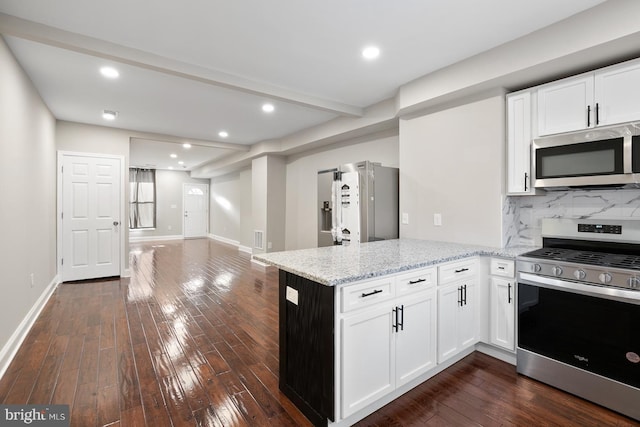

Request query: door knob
[{"left": 113, "top": 221, "right": 119, "bottom": 226}]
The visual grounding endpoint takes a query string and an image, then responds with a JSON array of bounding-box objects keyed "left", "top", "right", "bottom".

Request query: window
[{"left": 129, "top": 168, "right": 156, "bottom": 229}]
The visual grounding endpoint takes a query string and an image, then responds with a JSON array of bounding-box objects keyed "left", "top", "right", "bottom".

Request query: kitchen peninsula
[{"left": 254, "top": 239, "right": 533, "bottom": 427}]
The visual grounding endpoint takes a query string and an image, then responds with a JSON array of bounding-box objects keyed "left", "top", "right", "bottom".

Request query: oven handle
[{"left": 518, "top": 272, "right": 640, "bottom": 305}]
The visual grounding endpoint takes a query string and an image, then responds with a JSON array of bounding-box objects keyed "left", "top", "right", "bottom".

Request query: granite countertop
[{"left": 253, "top": 239, "right": 536, "bottom": 286}]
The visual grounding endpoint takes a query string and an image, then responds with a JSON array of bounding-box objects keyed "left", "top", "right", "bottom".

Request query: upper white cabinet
[
  {"left": 594, "top": 59, "right": 640, "bottom": 126},
  {"left": 537, "top": 58, "right": 640, "bottom": 136},
  {"left": 537, "top": 73, "right": 593, "bottom": 136},
  {"left": 506, "top": 90, "right": 536, "bottom": 195}
]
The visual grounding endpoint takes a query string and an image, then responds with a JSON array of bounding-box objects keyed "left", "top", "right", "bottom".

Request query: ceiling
[{"left": 0, "top": 0, "right": 605, "bottom": 171}]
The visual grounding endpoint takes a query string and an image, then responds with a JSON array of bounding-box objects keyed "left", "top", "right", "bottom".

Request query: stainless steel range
[{"left": 517, "top": 218, "right": 640, "bottom": 421}]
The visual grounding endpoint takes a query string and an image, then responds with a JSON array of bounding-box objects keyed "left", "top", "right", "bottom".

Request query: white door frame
[
  {"left": 57, "top": 151, "right": 126, "bottom": 280},
  {"left": 183, "top": 183, "right": 209, "bottom": 239}
]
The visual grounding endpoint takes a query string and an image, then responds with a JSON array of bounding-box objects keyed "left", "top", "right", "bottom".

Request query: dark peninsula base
[{"left": 279, "top": 270, "right": 335, "bottom": 426}]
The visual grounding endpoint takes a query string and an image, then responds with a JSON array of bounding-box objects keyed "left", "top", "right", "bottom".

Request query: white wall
[
  {"left": 251, "top": 155, "right": 286, "bottom": 254},
  {"left": 266, "top": 156, "right": 286, "bottom": 252},
  {"left": 238, "top": 168, "right": 253, "bottom": 250},
  {"left": 285, "top": 132, "right": 399, "bottom": 250},
  {"left": 210, "top": 170, "right": 242, "bottom": 243},
  {"left": 0, "top": 37, "right": 56, "bottom": 359},
  {"left": 399, "top": 94, "right": 505, "bottom": 247},
  {"left": 130, "top": 170, "right": 208, "bottom": 240}
]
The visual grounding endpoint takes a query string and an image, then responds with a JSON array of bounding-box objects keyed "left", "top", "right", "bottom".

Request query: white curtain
[{"left": 129, "top": 168, "right": 156, "bottom": 229}]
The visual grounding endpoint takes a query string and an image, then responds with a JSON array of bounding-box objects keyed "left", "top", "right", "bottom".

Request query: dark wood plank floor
[{"left": 0, "top": 238, "right": 637, "bottom": 426}]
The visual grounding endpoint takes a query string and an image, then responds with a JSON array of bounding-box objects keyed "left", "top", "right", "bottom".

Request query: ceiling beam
[{"left": 0, "top": 13, "right": 364, "bottom": 118}]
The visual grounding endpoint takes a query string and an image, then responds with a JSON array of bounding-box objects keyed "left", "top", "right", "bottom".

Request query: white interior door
[
  {"left": 183, "top": 183, "right": 208, "bottom": 238},
  {"left": 61, "top": 154, "right": 121, "bottom": 281}
]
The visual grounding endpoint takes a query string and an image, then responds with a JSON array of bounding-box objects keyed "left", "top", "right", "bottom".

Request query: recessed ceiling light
[
  {"left": 100, "top": 66, "right": 119, "bottom": 79},
  {"left": 262, "top": 103, "right": 275, "bottom": 113},
  {"left": 218, "top": 131, "right": 229, "bottom": 138},
  {"left": 168, "top": 166, "right": 174, "bottom": 170},
  {"left": 170, "top": 153, "right": 177, "bottom": 159},
  {"left": 362, "top": 46, "right": 380, "bottom": 60},
  {"left": 102, "top": 110, "right": 118, "bottom": 120},
  {"left": 178, "top": 161, "right": 184, "bottom": 165},
  {"left": 182, "top": 143, "right": 192, "bottom": 149}
]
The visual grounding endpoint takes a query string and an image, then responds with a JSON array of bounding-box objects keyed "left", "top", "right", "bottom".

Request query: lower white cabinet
[
  {"left": 340, "top": 282, "right": 436, "bottom": 418},
  {"left": 437, "top": 279, "right": 478, "bottom": 363},
  {"left": 488, "top": 258, "right": 516, "bottom": 352},
  {"left": 489, "top": 277, "right": 515, "bottom": 351},
  {"left": 395, "top": 290, "right": 437, "bottom": 386},
  {"left": 341, "top": 301, "right": 395, "bottom": 418}
]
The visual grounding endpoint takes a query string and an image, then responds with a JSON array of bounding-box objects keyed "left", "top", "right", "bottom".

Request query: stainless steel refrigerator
[{"left": 317, "top": 161, "right": 399, "bottom": 247}]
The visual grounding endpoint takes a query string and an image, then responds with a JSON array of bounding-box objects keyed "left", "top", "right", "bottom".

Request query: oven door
[{"left": 518, "top": 272, "right": 640, "bottom": 389}]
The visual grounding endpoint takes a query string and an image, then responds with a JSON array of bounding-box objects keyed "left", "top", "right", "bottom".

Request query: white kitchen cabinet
[
  {"left": 594, "top": 59, "right": 640, "bottom": 126},
  {"left": 395, "top": 289, "right": 437, "bottom": 387},
  {"left": 341, "top": 301, "right": 395, "bottom": 418},
  {"left": 489, "top": 277, "right": 515, "bottom": 351},
  {"left": 537, "top": 57, "right": 640, "bottom": 136},
  {"left": 340, "top": 268, "right": 437, "bottom": 418},
  {"left": 437, "top": 279, "right": 478, "bottom": 364},
  {"left": 537, "top": 73, "right": 593, "bottom": 136},
  {"left": 506, "top": 89, "right": 537, "bottom": 195},
  {"left": 488, "top": 258, "right": 515, "bottom": 352}
]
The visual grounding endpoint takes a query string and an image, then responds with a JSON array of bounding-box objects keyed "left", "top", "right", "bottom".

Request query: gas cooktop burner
[
  {"left": 524, "top": 248, "right": 640, "bottom": 270},
  {"left": 518, "top": 219, "right": 640, "bottom": 291}
]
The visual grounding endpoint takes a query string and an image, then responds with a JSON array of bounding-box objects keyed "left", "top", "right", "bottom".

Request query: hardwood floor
[{"left": 0, "top": 238, "right": 637, "bottom": 426}]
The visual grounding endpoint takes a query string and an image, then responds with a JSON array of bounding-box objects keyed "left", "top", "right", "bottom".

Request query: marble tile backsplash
[{"left": 504, "top": 188, "right": 640, "bottom": 247}]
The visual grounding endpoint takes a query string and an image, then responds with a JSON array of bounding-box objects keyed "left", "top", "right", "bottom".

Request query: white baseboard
[
  {"left": 121, "top": 268, "right": 131, "bottom": 278},
  {"left": 209, "top": 234, "right": 253, "bottom": 255},
  {"left": 129, "top": 234, "right": 183, "bottom": 243},
  {"left": 238, "top": 245, "right": 252, "bottom": 254},
  {"left": 209, "top": 234, "right": 240, "bottom": 247},
  {"left": 250, "top": 258, "right": 271, "bottom": 269},
  {"left": 476, "top": 342, "right": 516, "bottom": 366},
  {"left": 0, "top": 274, "right": 60, "bottom": 380}
]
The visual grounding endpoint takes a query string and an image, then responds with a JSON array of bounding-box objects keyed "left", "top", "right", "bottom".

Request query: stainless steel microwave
[{"left": 533, "top": 122, "right": 640, "bottom": 189}]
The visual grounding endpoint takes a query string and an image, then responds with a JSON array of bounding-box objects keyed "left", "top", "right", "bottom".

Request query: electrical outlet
[
  {"left": 168, "top": 225, "right": 172, "bottom": 230},
  {"left": 30, "top": 273, "right": 34, "bottom": 288},
  {"left": 402, "top": 212, "right": 409, "bottom": 225},
  {"left": 434, "top": 213, "right": 442, "bottom": 226},
  {"left": 268, "top": 241, "right": 273, "bottom": 249}
]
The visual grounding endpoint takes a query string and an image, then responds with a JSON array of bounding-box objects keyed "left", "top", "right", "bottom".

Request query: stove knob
[
  {"left": 574, "top": 269, "right": 586, "bottom": 280},
  {"left": 628, "top": 277, "right": 640, "bottom": 289},
  {"left": 533, "top": 264, "right": 542, "bottom": 273},
  {"left": 599, "top": 272, "right": 612, "bottom": 284},
  {"left": 552, "top": 266, "right": 563, "bottom": 277}
]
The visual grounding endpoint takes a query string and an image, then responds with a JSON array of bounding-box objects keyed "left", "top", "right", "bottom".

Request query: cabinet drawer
[
  {"left": 490, "top": 258, "right": 515, "bottom": 278},
  {"left": 396, "top": 267, "right": 436, "bottom": 297},
  {"left": 341, "top": 277, "right": 395, "bottom": 313},
  {"left": 438, "top": 259, "right": 478, "bottom": 285}
]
